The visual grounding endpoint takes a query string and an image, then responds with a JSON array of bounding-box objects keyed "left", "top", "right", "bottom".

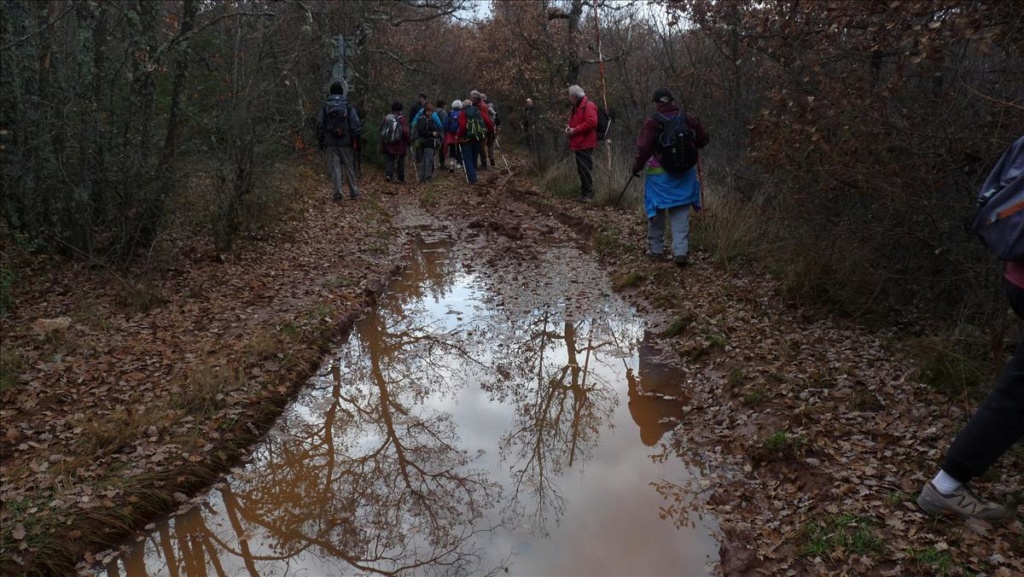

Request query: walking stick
[
  {"left": 614, "top": 173, "right": 637, "bottom": 206},
  {"left": 494, "top": 137, "right": 511, "bottom": 174},
  {"left": 696, "top": 156, "right": 706, "bottom": 215},
  {"left": 456, "top": 144, "right": 469, "bottom": 183}
]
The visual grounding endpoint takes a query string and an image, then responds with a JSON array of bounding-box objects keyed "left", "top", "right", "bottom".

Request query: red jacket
[
  {"left": 381, "top": 113, "right": 412, "bottom": 155},
  {"left": 568, "top": 96, "right": 598, "bottom": 151},
  {"left": 456, "top": 102, "right": 494, "bottom": 142}
]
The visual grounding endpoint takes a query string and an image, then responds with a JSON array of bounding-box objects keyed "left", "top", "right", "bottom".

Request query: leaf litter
[{"left": 0, "top": 156, "right": 1021, "bottom": 576}]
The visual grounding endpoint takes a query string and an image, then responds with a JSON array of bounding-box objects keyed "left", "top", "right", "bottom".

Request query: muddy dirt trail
[{"left": 2, "top": 154, "right": 1021, "bottom": 577}]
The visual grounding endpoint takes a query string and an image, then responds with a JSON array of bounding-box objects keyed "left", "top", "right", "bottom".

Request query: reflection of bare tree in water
[
  {"left": 483, "top": 313, "right": 628, "bottom": 535},
  {"left": 115, "top": 238, "right": 502, "bottom": 577}
]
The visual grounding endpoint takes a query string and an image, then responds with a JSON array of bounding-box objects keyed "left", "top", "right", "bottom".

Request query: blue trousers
[{"left": 461, "top": 141, "right": 481, "bottom": 183}]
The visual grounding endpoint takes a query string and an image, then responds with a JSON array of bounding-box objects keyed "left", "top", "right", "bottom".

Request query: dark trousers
[
  {"left": 942, "top": 279, "right": 1024, "bottom": 482},
  {"left": 385, "top": 153, "right": 406, "bottom": 183},
  {"left": 575, "top": 148, "right": 594, "bottom": 198},
  {"left": 461, "top": 141, "right": 481, "bottom": 183}
]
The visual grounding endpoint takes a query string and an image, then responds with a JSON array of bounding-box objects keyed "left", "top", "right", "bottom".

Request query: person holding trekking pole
[
  {"left": 443, "top": 100, "right": 463, "bottom": 172},
  {"left": 631, "top": 88, "right": 709, "bottom": 267}
]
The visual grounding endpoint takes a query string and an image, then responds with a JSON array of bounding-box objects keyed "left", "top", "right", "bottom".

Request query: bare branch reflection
[{"left": 481, "top": 312, "right": 638, "bottom": 535}]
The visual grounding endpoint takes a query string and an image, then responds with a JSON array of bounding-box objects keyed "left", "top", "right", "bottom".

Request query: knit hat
[
  {"left": 452, "top": 99, "right": 463, "bottom": 110},
  {"left": 652, "top": 88, "right": 674, "bottom": 103}
]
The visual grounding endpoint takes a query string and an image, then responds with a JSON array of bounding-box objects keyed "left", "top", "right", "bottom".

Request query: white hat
[{"left": 452, "top": 99, "right": 463, "bottom": 110}]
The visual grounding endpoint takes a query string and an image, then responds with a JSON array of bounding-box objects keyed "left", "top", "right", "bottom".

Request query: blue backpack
[
  {"left": 445, "top": 110, "right": 461, "bottom": 134},
  {"left": 970, "top": 136, "right": 1024, "bottom": 261}
]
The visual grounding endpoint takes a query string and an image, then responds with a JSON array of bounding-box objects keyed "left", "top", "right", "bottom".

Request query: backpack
[
  {"left": 322, "top": 95, "right": 349, "bottom": 139},
  {"left": 969, "top": 136, "right": 1024, "bottom": 261},
  {"left": 445, "top": 110, "right": 461, "bottom": 134},
  {"left": 463, "top": 106, "right": 486, "bottom": 142},
  {"left": 380, "top": 113, "right": 403, "bottom": 145},
  {"left": 596, "top": 104, "right": 611, "bottom": 140},
  {"left": 416, "top": 114, "right": 438, "bottom": 146},
  {"left": 653, "top": 112, "right": 698, "bottom": 174}
]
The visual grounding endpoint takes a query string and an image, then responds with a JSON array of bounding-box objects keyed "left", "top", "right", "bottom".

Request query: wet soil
[{"left": 2, "top": 154, "right": 1022, "bottom": 576}]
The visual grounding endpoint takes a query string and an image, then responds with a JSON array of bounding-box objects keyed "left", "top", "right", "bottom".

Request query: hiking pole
[
  {"left": 494, "top": 137, "right": 511, "bottom": 174},
  {"left": 614, "top": 173, "right": 637, "bottom": 206},
  {"left": 457, "top": 144, "right": 469, "bottom": 183}
]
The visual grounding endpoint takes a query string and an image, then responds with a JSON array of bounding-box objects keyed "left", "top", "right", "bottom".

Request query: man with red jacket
[{"left": 565, "top": 85, "right": 598, "bottom": 202}]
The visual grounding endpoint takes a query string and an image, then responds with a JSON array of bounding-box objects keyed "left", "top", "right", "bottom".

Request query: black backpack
[
  {"left": 596, "top": 104, "right": 611, "bottom": 140},
  {"left": 654, "top": 112, "right": 698, "bottom": 174},
  {"left": 322, "top": 95, "right": 349, "bottom": 139}
]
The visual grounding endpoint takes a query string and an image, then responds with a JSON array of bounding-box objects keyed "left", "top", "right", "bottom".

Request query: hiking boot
[
  {"left": 674, "top": 254, "right": 689, "bottom": 267},
  {"left": 332, "top": 194, "right": 343, "bottom": 202},
  {"left": 645, "top": 250, "right": 665, "bottom": 262},
  {"left": 917, "top": 482, "right": 1007, "bottom": 521}
]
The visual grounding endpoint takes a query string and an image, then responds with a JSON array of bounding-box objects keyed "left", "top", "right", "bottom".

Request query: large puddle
[{"left": 99, "top": 226, "right": 719, "bottom": 576}]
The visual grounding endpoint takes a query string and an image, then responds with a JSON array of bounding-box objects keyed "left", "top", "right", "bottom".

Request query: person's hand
[
  {"left": 632, "top": 170, "right": 642, "bottom": 178},
  {"left": 565, "top": 126, "right": 573, "bottom": 135}
]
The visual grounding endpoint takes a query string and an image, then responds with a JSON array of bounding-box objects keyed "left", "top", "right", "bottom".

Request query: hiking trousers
[
  {"left": 942, "top": 279, "right": 1024, "bottom": 483},
  {"left": 385, "top": 153, "right": 406, "bottom": 183},
  {"left": 461, "top": 141, "right": 481, "bottom": 183},
  {"left": 647, "top": 204, "right": 691, "bottom": 258},
  {"left": 575, "top": 148, "right": 594, "bottom": 199},
  {"left": 326, "top": 146, "right": 358, "bottom": 199},
  {"left": 419, "top": 147, "right": 435, "bottom": 182}
]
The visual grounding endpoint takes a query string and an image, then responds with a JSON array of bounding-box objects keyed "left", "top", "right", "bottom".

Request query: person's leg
[
  {"left": 463, "top": 142, "right": 478, "bottom": 183},
  {"left": 647, "top": 209, "right": 667, "bottom": 256},
  {"left": 340, "top": 146, "right": 358, "bottom": 198},
  {"left": 384, "top": 153, "right": 395, "bottom": 181},
  {"left": 576, "top": 149, "right": 594, "bottom": 198},
  {"left": 424, "top": 147, "right": 434, "bottom": 181},
  {"left": 487, "top": 133, "right": 496, "bottom": 166},
  {"left": 327, "top": 147, "right": 343, "bottom": 200},
  {"left": 397, "top": 153, "right": 406, "bottom": 183},
  {"left": 668, "top": 204, "right": 692, "bottom": 263},
  {"left": 478, "top": 141, "right": 488, "bottom": 171},
  {"left": 918, "top": 280, "right": 1024, "bottom": 520},
  {"left": 941, "top": 281, "right": 1024, "bottom": 483}
]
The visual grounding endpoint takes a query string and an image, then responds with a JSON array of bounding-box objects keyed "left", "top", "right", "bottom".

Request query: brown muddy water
[{"left": 95, "top": 225, "right": 719, "bottom": 576}]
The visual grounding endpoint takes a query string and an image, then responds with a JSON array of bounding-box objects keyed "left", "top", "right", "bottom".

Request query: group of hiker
[
  {"left": 315, "top": 80, "right": 711, "bottom": 269},
  {"left": 317, "top": 78, "right": 1024, "bottom": 525},
  {"left": 316, "top": 81, "right": 505, "bottom": 198}
]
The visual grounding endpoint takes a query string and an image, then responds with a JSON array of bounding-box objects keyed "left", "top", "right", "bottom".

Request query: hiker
[
  {"left": 917, "top": 136, "right": 1024, "bottom": 521},
  {"left": 443, "top": 99, "right": 463, "bottom": 172},
  {"left": 483, "top": 94, "right": 499, "bottom": 168},
  {"left": 566, "top": 85, "right": 598, "bottom": 201},
  {"left": 630, "top": 88, "right": 709, "bottom": 267},
  {"left": 457, "top": 94, "right": 494, "bottom": 184},
  {"left": 409, "top": 93, "right": 428, "bottom": 168},
  {"left": 415, "top": 101, "right": 441, "bottom": 182},
  {"left": 316, "top": 80, "right": 364, "bottom": 201},
  {"left": 435, "top": 100, "right": 449, "bottom": 169},
  {"left": 380, "top": 101, "right": 411, "bottom": 184},
  {"left": 523, "top": 97, "right": 538, "bottom": 155},
  {"left": 627, "top": 339, "right": 685, "bottom": 446}
]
